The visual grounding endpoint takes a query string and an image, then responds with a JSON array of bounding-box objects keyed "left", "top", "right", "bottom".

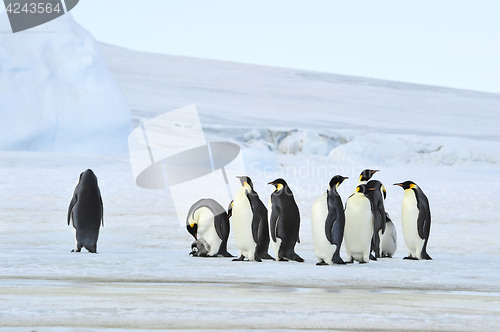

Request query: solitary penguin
[
  {"left": 311, "top": 175, "right": 348, "bottom": 265},
  {"left": 268, "top": 179, "right": 303, "bottom": 262},
  {"left": 380, "top": 213, "right": 397, "bottom": 258},
  {"left": 230, "top": 176, "right": 274, "bottom": 262},
  {"left": 365, "top": 180, "right": 387, "bottom": 259},
  {"left": 186, "top": 198, "right": 233, "bottom": 257},
  {"left": 394, "top": 181, "right": 432, "bottom": 260},
  {"left": 67, "top": 169, "right": 103, "bottom": 253},
  {"left": 344, "top": 184, "right": 373, "bottom": 263},
  {"left": 358, "top": 169, "right": 379, "bottom": 185}
]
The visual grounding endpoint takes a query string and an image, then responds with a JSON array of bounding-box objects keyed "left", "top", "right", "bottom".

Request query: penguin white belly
[
  {"left": 232, "top": 188, "right": 256, "bottom": 259},
  {"left": 196, "top": 208, "right": 221, "bottom": 256},
  {"left": 381, "top": 221, "right": 397, "bottom": 257},
  {"left": 344, "top": 194, "right": 373, "bottom": 262},
  {"left": 401, "top": 190, "right": 424, "bottom": 258},
  {"left": 268, "top": 198, "right": 281, "bottom": 259},
  {"left": 311, "top": 192, "right": 335, "bottom": 265}
]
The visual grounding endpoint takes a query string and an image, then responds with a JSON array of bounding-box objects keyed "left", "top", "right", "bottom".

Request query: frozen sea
[{"left": 0, "top": 43, "right": 499, "bottom": 331}]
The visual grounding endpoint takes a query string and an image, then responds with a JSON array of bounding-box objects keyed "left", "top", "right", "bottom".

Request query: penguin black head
[
  {"left": 268, "top": 178, "right": 288, "bottom": 191},
  {"left": 79, "top": 169, "right": 98, "bottom": 187},
  {"left": 355, "top": 184, "right": 368, "bottom": 194},
  {"left": 227, "top": 200, "right": 233, "bottom": 218},
  {"left": 186, "top": 221, "right": 198, "bottom": 240},
  {"left": 393, "top": 181, "right": 418, "bottom": 190},
  {"left": 329, "top": 175, "right": 348, "bottom": 190},
  {"left": 236, "top": 176, "right": 254, "bottom": 190},
  {"left": 359, "top": 169, "right": 379, "bottom": 183}
]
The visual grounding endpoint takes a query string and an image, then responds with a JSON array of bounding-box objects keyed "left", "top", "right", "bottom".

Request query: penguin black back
[
  {"left": 365, "top": 180, "right": 387, "bottom": 258},
  {"left": 268, "top": 178, "right": 303, "bottom": 262},
  {"left": 325, "top": 175, "right": 348, "bottom": 264},
  {"left": 67, "top": 169, "right": 103, "bottom": 253}
]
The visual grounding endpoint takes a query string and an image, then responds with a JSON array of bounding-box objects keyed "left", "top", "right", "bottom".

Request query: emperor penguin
[
  {"left": 365, "top": 180, "right": 387, "bottom": 259},
  {"left": 230, "top": 176, "right": 274, "bottom": 262},
  {"left": 67, "top": 169, "right": 103, "bottom": 253},
  {"left": 311, "top": 175, "right": 348, "bottom": 265},
  {"left": 268, "top": 179, "right": 304, "bottom": 262},
  {"left": 344, "top": 184, "right": 373, "bottom": 263},
  {"left": 380, "top": 213, "right": 397, "bottom": 258},
  {"left": 186, "top": 198, "right": 233, "bottom": 257},
  {"left": 394, "top": 181, "right": 432, "bottom": 260},
  {"left": 358, "top": 169, "right": 379, "bottom": 185}
]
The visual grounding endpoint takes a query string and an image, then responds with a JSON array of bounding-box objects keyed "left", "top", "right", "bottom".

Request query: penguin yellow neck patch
[
  {"left": 276, "top": 183, "right": 284, "bottom": 191},
  {"left": 410, "top": 184, "right": 417, "bottom": 189}
]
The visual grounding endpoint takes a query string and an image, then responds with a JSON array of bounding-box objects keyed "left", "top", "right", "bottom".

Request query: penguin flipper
[
  {"left": 246, "top": 192, "right": 262, "bottom": 244},
  {"left": 214, "top": 211, "right": 230, "bottom": 242},
  {"left": 377, "top": 201, "right": 386, "bottom": 234},
  {"left": 416, "top": 202, "right": 430, "bottom": 240},
  {"left": 100, "top": 195, "right": 104, "bottom": 227},
  {"left": 269, "top": 204, "right": 280, "bottom": 242},
  {"left": 324, "top": 205, "right": 337, "bottom": 244},
  {"left": 67, "top": 194, "right": 78, "bottom": 226}
]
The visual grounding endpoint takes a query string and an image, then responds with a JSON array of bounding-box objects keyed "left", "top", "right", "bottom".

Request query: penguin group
[
  {"left": 184, "top": 169, "right": 433, "bottom": 264},
  {"left": 65, "top": 168, "right": 432, "bottom": 264}
]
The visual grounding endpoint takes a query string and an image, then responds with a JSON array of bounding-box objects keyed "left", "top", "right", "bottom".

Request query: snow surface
[
  {"left": 0, "top": 43, "right": 499, "bottom": 331},
  {"left": 0, "top": 13, "right": 131, "bottom": 153}
]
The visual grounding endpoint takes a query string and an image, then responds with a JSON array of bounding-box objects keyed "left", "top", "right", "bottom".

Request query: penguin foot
[
  {"left": 404, "top": 256, "right": 419, "bottom": 260},
  {"left": 421, "top": 252, "right": 433, "bottom": 260},
  {"left": 261, "top": 253, "right": 276, "bottom": 261},
  {"left": 278, "top": 257, "right": 289, "bottom": 262},
  {"left": 294, "top": 255, "right": 304, "bottom": 263},
  {"left": 71, "top": 248, "right": 81, "bottom": 253},
  {"left": 369, "top": 254, "right": 377, "bottom": 261},
  {"left": 346, "top": 258, "right": 354, "bottom": 264},
  {"left": 232, "top": 255, "right": 245, "bottom": 261},
  {"left": 359, "top": 261, "right": 367, "bottom": 264},
  {"left": 316, "top": 260, "right": 328, "bottom": 266}
]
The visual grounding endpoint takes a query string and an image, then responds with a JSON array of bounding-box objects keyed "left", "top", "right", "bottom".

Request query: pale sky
[{"left": 23, "top": 1, "right": 500, "bottom": 93}]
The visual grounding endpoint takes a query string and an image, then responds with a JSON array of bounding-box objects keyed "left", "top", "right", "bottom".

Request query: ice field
[{"left": 1, "top": 17, "right": 500, "bottom": 332}]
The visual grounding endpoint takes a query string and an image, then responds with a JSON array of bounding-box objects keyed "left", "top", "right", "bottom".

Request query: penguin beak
[
  {"left": 393, "top": 183, "right": 403, "bottom": 187},
  {"left": 189, "top": 250, "right": 195, "bottom": 256},
  {"left": 372, "top": 170, "right": 379, "bottom": 174},
  {"left": 268, "top": 182, "right": 274, "bottom": 186}
]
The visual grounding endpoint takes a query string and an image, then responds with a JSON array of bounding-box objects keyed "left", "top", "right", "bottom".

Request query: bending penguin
[
  {"left": 365, "top": 180, "right": 387, "bottom": 259},
  {"left": 344, "top": 184, "right": 373, "bottom": 263},
  {"left": 230, "top": 176, "right": 274, "bottom": 262},
  {"left": 186, "top": 198, "right": 233, "bottom": 257},
  {"left": 380, "top": 212, "right": 397, "bottom": 258},
  {"left": 268, "top": 179, "right": 304, "bottom": 262},
  {"left": 311, "top": 175, "right": 348, "bottom": 265},
  {"left": 394, "top": 181, "right": 432, "bottom": 260},
  {"left": 67, "top": 169, "right": 103, "bottom": 253}
]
